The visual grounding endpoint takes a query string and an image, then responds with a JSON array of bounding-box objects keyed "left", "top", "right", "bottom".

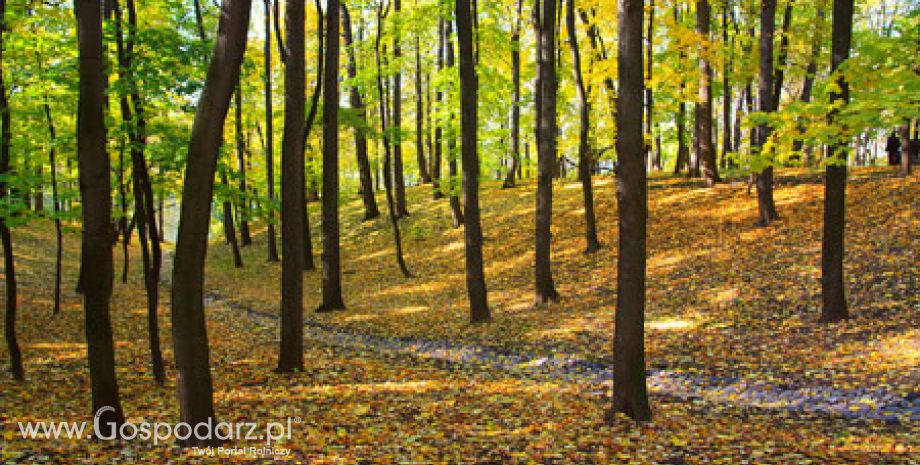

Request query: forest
[{"left": 0, "top": 0, "right": 918, "bottom": 462}]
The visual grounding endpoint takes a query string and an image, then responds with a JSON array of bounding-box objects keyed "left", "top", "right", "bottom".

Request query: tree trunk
[
  {"left": 697, "top": 0, "right": 719, "bottom": 185},
  {"left": 277, "top": 0, "right": 306, "bottom": 371},
  {"left": 534, "top": 0, "right": 560, "bottom": 304},
  {"left": 432, "top": 19, "right": 445, "bottom": 199},
  {"left": 342, "top": 4, "right": 380, "bottom": 220},
  {"left": 235, "top": 84, "right": 252, "bottom": 246},
  {"left": 220, "top": 171, "right": 244, "bottom": 268},
  {"left": 644, "top": 0, "right": 657, "bottom": 171},
  {"left": 300, "top": 0, "right": 323, "bottom": 272},
  {"left": 170, "top": 0, "right": 251, "bottom": 445},
  {"left": 756, "top": 0, "right": 779, "bottom": 225},
  {"left": 566, "top": 0, "right": 600, "bottom": 253},
  {"left": 393, "top": 0, "right": 408, "bottom": 217},
  {"left": 263, "top": 0, "right": 280, "bottom": 262},
  {"left": 112, "top": 0, "right": 166, "bottom": 384},
  {"left": 318, "top": 0, "right": 346, "bottom": 312},
  {"left": 899, "top": 124, "right": 911, "bottom": 176},
  {"left": 43, "top": 102, "right": 63, "bottom": 316},
  {"left": 456, "top": 0, "right": 490, "bottom": 323},
  {"left": 503, "top": 0, "right": 524, "bottom": 188},
  {"left": 75, "top": 0, "right": 125, "bottom": 431},
  {"left": 608, "top": 0, "right": 651, "bottom": 423},
  {"left": 721, "top": 2, "right": 732, "bottom": 168},
  {"left": 415, "top": 33, "right": 430, "bottom": 184},
  {"left": 773, "top": 2, "right": 793, "bottom": 110},
  {"left": 0, "top": 0, "right": 21, "bottom": 379},
  {"left": 821, "top": 0, "right": 853, "bottom": 323},
  {"left": 445, "top": 19, "right": 464, "bottom": 227},
  {"left": 375, "top": 3, "right": 412, "bottom": 278}
]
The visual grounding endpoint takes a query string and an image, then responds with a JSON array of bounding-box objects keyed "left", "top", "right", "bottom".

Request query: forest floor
[{"left": 0, "top": 166, "right": 917, "bottom": 463}]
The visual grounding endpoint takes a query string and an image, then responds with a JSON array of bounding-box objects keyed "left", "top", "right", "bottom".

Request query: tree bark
[
  {"left": 445, "top": 18, "right": 464, "bottom": 227},
  {"left": 318, "top": 0, "right": 346, "bottom": 312},
  {"left": 503, "top": 0, "right": 524, "bottom": 188},
  {"left": 566, "top": 0, "right": 600, "bottom": 253},
  {"left": 821, "top": 0, "right": 853, "bottom": 323},
  {"left": 773, "top": 2, "right": 793, "bottom": 109},
  {"left": 607, "top": 0, "right": 651, "bottom": 423},
  {"left": 393, "top": 0, "right": 408, "bottom": 217},
  {"left": 432, "top": 19, "right": 445, "bottom": 199},
  {"left": 721, "top": 2, "right": 732, "bottom": 168},
  {"left": 277, "top": 0, "right": 306, "bottom": 371},
  {"left": 42, "top": 101, "right": 63, "bottom": 316},
  {"left": 899, "top": 124, "right": 911, "bottom": 176},
  {"left": 263, "top": 0, "right": 280, "bottom": 262},
  {"left": 415, "top": 32, "right": 430, "bottom": 183},
  {"left": 300, "top": 0, "right": 322, "bottom": 271},
  {"left": 456, "top": 0, "right": 489, "bottom": 323},
  {"left": 75, "top": 0, "right": 125, "bottom": 430},
  {"left": 697, "top": 0, "right": 719, "bottom": 185},
  {"left": 170, "top": 0, "right": 251, "bottom": 445},
  {"left": 534, "top": 0, "right": 560, "bottom": 304},
  {"left": 756, "top": 0, "right": 780, "bottom": 225},
  {"left": 235, "top": 84, "right": 252, "bottom": 246},
  {"left": 342, "top": 4, "right": 380, "bottom": 220},
  {"left": 375, "top": 2, "right": 412, "bottom": 278},
  {"left": 0, "top": 0, "right": 21, "bottom": 380}
]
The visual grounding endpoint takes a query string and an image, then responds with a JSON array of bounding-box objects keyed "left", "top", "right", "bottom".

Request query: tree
[
  {"left": 278, "top": 0, "right": 306, "bottom": 370},
  {"left": 342, "top": 4, "right": 380, "bottom": 221},
  {"left": 502, "top": 0, "right": 524, "bottom": 188},
  {"left": 263, "top": 0, "right": 280, "bottom": 262},
  {"left": 445, "top": 18, "right": 464, "bottom": 228},
  {"left": 318, "top": 0, "right": 346, "bottom": 313},
  {"left": 75, "top": 0, "right": 125, "bottom": 431},
  {"left": 755, "top": 0, "right": 780, "bottom": 226},
  {"left": 566, "top": 0, "right": 600, "bottom": 254},
  {"left": 415, "top": 22, "right": 431, "bottom": 184},
  {"left": 821, "top": 0, "right": 853, "bottom": 323},
  {"left": 112, "top": 0, "right": 166, "bottom": 383},
  {"left": 0, "top": 0, "right": 22, "bottom": 381},
  {"left": 235, "top": 85, "right": 252, "bottom": 246},
  {"left": 534, "top": 0, "right": 560, "bottom": 304},
  {"left": 170, "top": 0, "right": 251, "bottom": 445},
  {"left": 393, "top": 0, "right": 408, "bottom": 218},
  {"left": 456, "top": 0, "right": 489, "bottom": 323},
  {"left": 696, "top": 0, "right": 720, "bottom": 186},
  {"left": 607, "top": 0, "right": 652, "bottom": 423},
  {"left": 375, "top": 1, "right": 412, "bottom": 278}
]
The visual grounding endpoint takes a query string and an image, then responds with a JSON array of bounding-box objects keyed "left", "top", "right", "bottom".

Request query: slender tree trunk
[
  {"left": 456, "top": 0, "right": 489, "bottom": 323},
  {"left": 534, "top": 0, "right": 560, "bottom": 304},
  {"left": 608, "top": 0, "right": 651, "bottom": 423},
  {"left": 432, "top": 19, "right": 445, "bottom": 199},
  {"left": 43, "top": 102, "right": 62, "bottom": 315},
  {"left": 721, "top": 2, "right": 732, "bottom": 168},
  {"left": 445, "top": 19, "right": 464, "bottom": 227},
  {"left": 117, "top": 141, "right": 130, "bottom": 283},
  {"left": 821, "top": 0, "right": 853, "bottom": 323},
  {"left": 300, "top": 0, "right": 323, "bottom": 271},
  {"left": 235, "top": 84, "right": 252, "bottom": 246},
  {"left": 644, "top": 0, "right": 656, "bottom": 170},
  {"left": 900, "top": 124, "right": 912, "bottom": 176},
  {"left": 415, "top": 31, "right": 430, "bottom": 183},
  {"left": 375, "top": 3, "right": 412, "bottom": 278},
  {"left": 220, "top": 171, "right": 244, "bottom": 267},
  {"left": 566, "top": 0, "right": 600, "bottom": 253},
  {"left": 393, "top": 0, "right": 408, "bottom": 217},
  {"left": 318, "top": 0, "right": 346, "bottom": 312},
  {"left": 503, "top": 0, "right": 524, "bottom": 188},
  {"left": 277, "top": 0, "right": 306, "bottom": 371},
  {"left": 697, "top": 0, "right": 719, "bottom": 185},
  {"left": 756, "top": 0, "right": 780, "bottom": 225},
  {"left": 342, "top": 4, "right": 380, "bottom": 220},
  {"left": 75, "top": 0, "right": 125, "bottom": 431},
  {"left": 263, "top": 0, "right": 280, "bottom": 262},
  {"left": 773, "top": 2, "right": 793, "bottom": 109},
  {"left": 0, "top": 0, "right": 21, "bottom": 380},
  {"left": 170, "top": 0, "right": 251, "bottom": 445},
  {"left": 113, "top": 0, "right": 166, "bottom": 384}
]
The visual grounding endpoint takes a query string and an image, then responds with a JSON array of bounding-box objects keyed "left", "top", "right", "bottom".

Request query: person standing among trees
[{"left": 885, "top": 131, "right": 901, "bottom": 166}]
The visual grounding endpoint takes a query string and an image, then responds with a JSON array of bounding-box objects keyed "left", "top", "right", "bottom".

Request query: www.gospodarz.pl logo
[{"left": 14, "top": 407, "right": 300, "bottom": 446}]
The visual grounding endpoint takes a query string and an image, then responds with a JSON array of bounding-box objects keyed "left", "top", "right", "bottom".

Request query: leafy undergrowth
[
  {"left": 0, "top": 167, "right": 915, "bottom": 463},
  {"left": 206, "top": 167, "right": 918, "bottom": 394}
]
